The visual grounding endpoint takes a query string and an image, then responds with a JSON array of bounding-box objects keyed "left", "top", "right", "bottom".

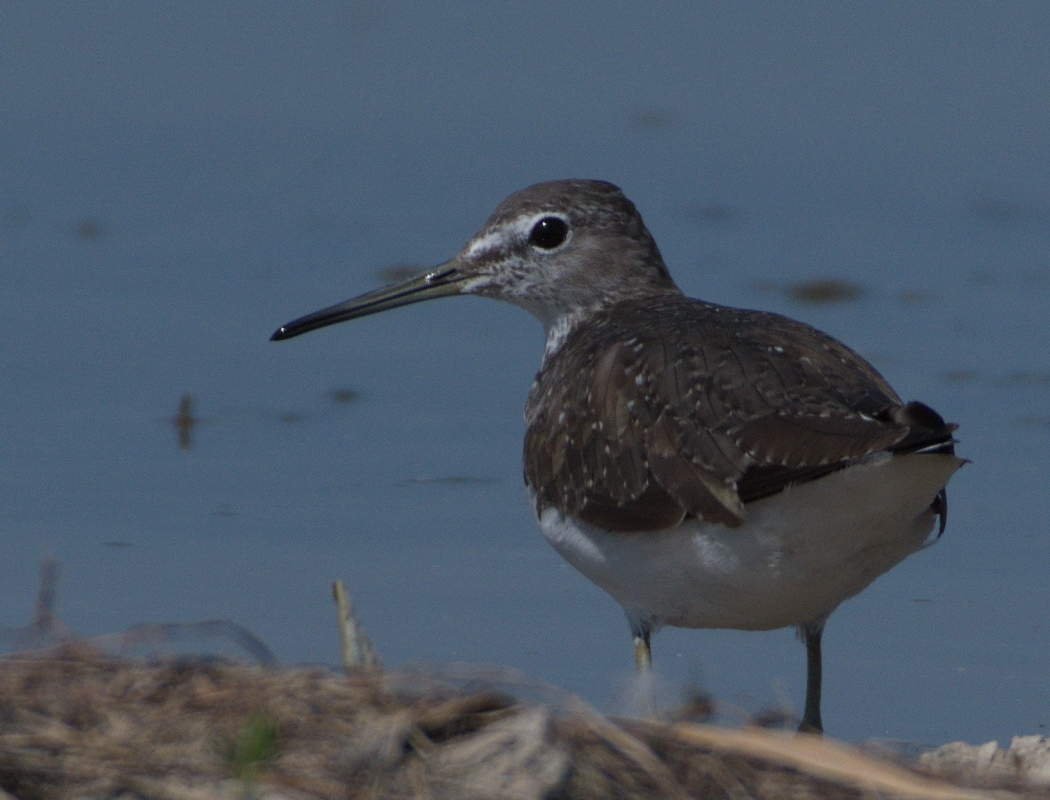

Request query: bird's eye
[{"left": 528, "top": 216, "right": 569, "bottom": 250}]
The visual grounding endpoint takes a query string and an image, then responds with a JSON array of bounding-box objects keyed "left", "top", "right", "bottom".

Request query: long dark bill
[{"left": 271, "top": 262, "right": 467, "bottom": 341}]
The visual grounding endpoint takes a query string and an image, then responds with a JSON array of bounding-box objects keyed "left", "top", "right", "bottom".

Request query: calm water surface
[{"left": 1, "top": 4, "right": 1048, "bottom": 744}]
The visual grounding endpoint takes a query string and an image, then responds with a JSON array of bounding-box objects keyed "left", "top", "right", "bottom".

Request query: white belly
[{"left": 536, "top": 453, "right": 964, "bottom": 631}]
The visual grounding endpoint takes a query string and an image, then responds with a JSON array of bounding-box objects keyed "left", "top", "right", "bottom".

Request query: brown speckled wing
[{"left": 524, "top": 296, "right": 954, "bottom": 532}]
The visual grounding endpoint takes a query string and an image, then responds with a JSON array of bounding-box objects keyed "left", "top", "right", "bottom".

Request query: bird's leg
[
  {"left": 633, "top": 625, "right": 652, "bottom": 673},
  {"left": 799, "top": 619, "right": 825, "bottom": 734},
  {"left": 630, "top": 619, "right": 657, "bottom": 717}
]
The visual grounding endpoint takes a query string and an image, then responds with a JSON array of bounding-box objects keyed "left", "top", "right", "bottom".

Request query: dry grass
[{"left": 0, "top": 645, "right": 1040, "bottom": 800}]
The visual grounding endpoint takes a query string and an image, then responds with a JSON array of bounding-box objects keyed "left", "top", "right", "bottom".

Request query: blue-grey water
[{"left": 2, "top": 3, "right": 1048, "bottom": 745}]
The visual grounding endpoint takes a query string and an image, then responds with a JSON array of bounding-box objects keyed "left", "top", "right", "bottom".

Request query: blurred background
[{"left": 1, "top": 2, "right": 1048, "bottom": 744}]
